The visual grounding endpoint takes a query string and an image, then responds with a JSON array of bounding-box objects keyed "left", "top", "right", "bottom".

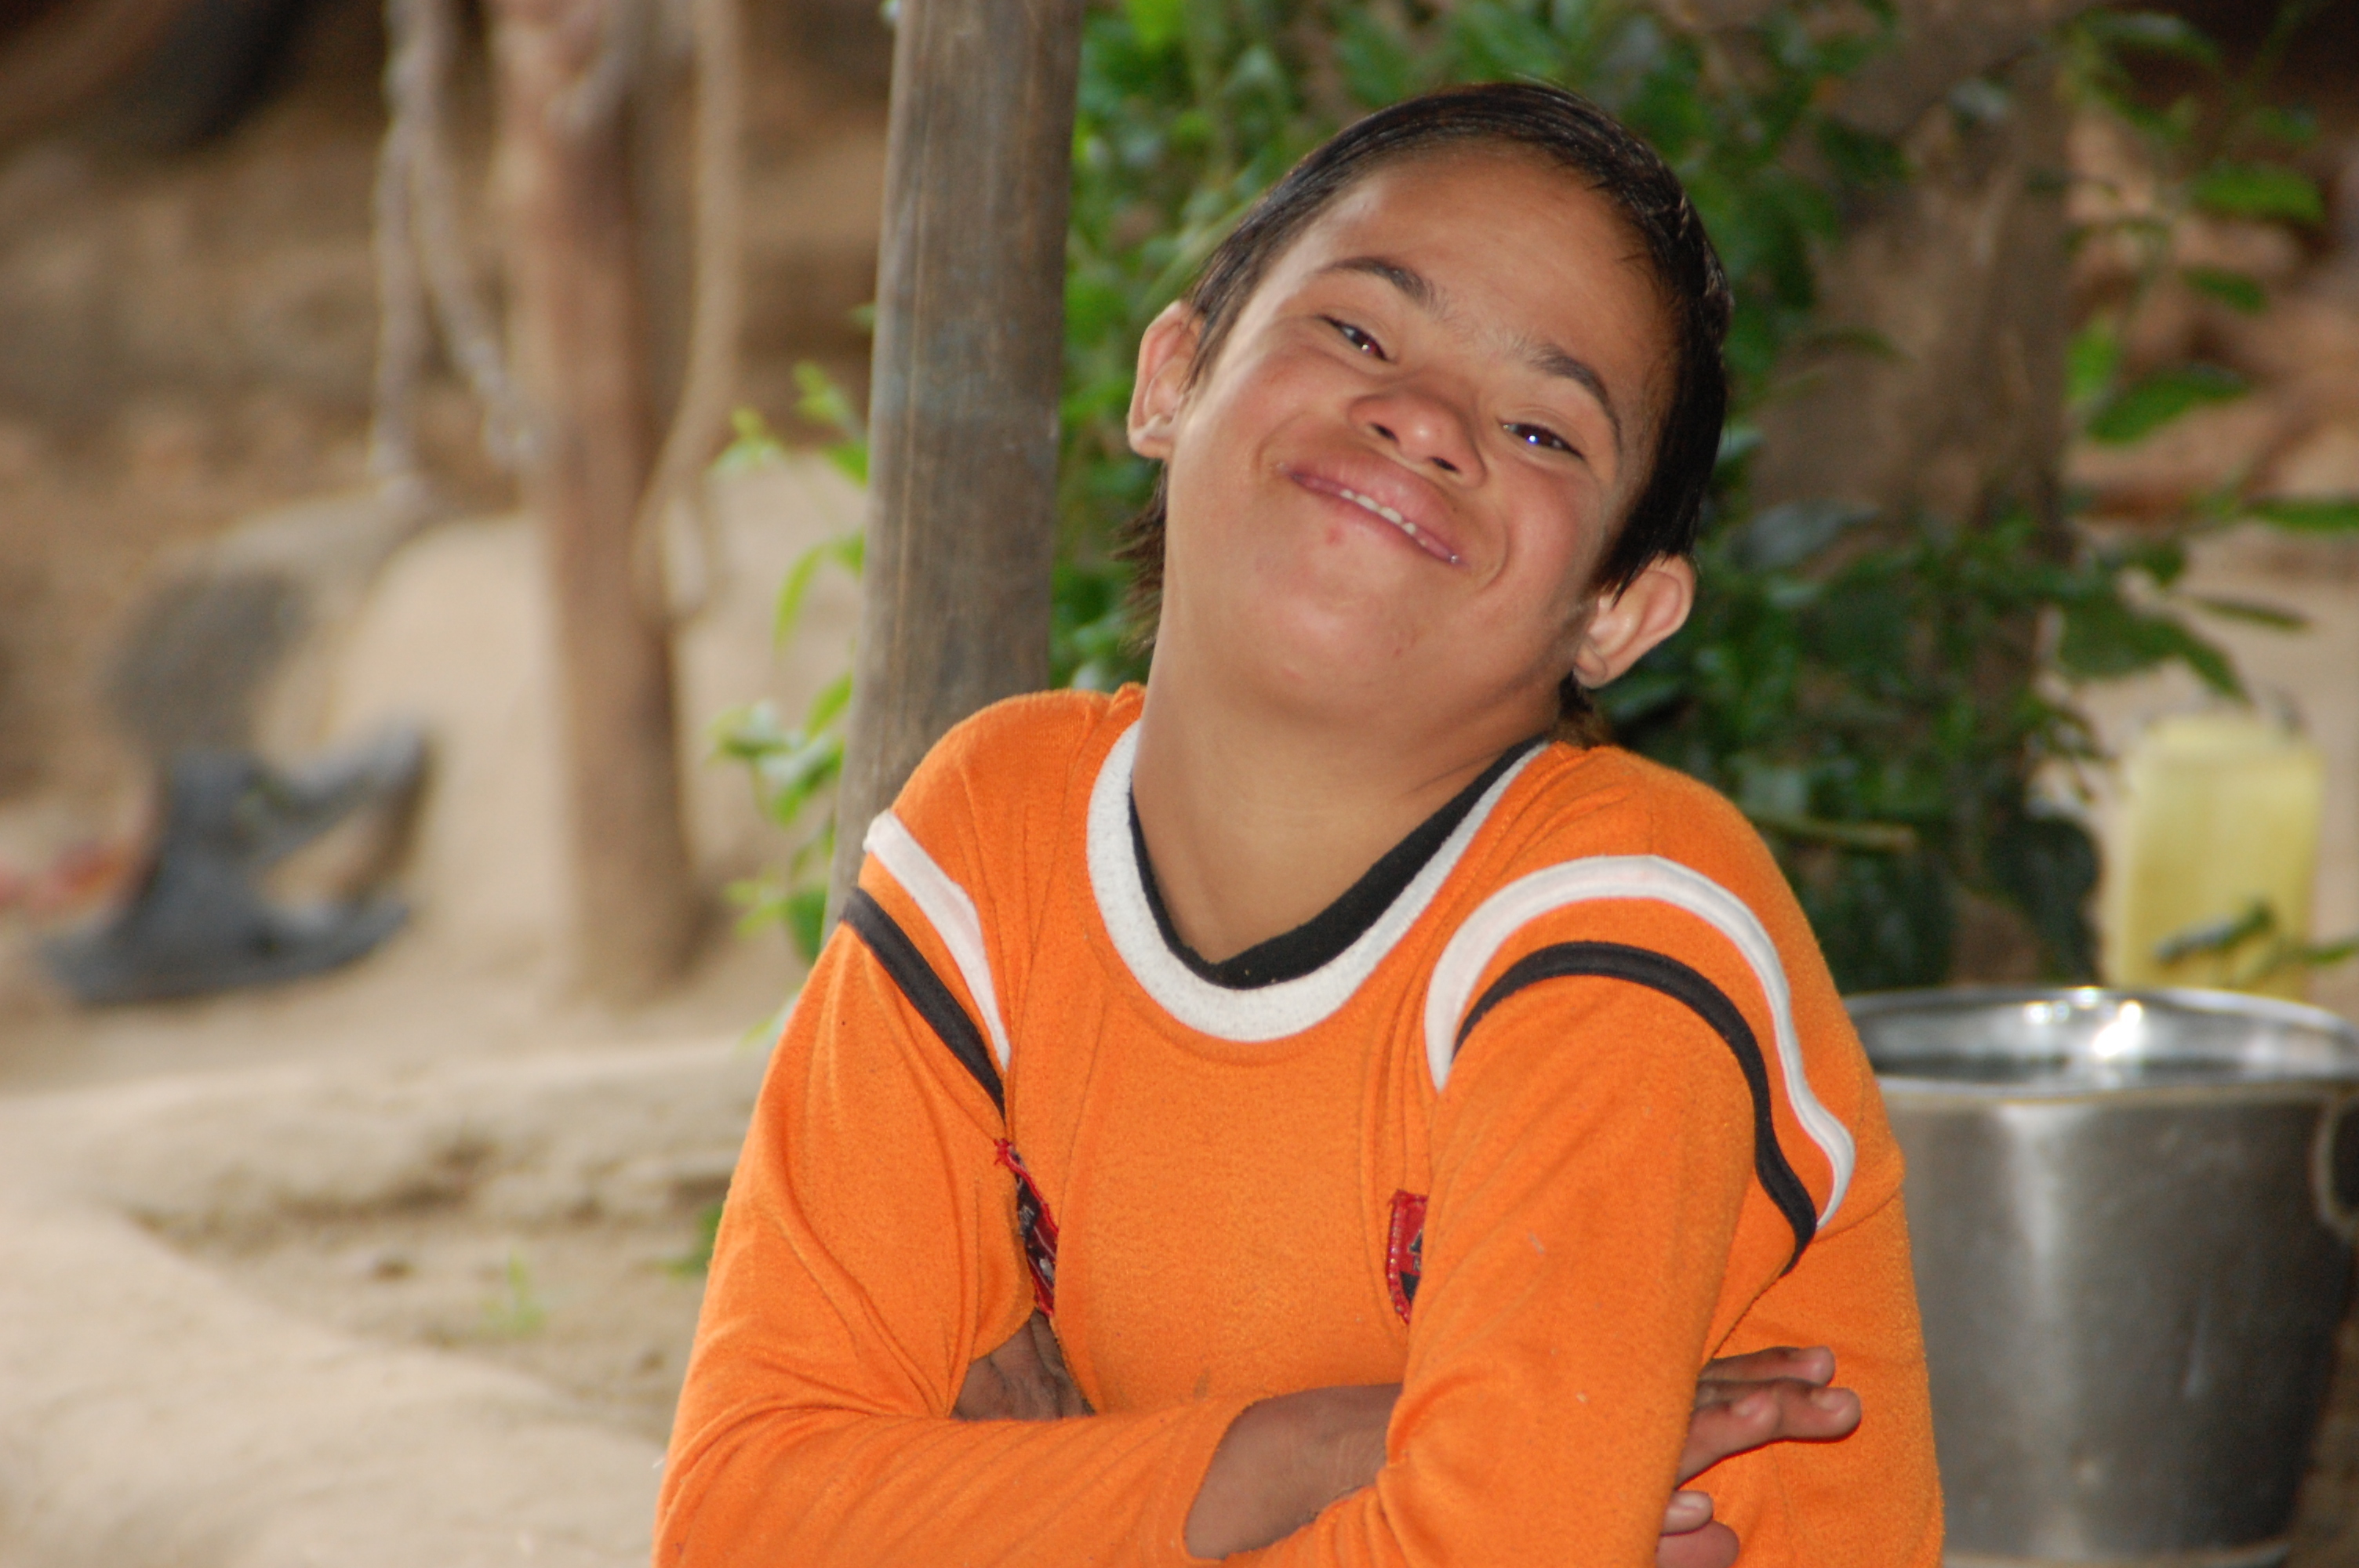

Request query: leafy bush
[{"left": 725, "top": 0, "right": 2357, "bottom": 989}]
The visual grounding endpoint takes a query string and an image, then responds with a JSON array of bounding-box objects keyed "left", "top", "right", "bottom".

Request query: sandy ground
[{"left": 0, "top": 1040, "right": 763, "bottom": 1568}]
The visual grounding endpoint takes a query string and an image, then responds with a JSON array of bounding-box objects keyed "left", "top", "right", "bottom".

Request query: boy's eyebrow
[
  {"left": 1515, "top": 337, "right": 1624, "bottom": 456},
  {"left": 1327, "top": 255, "right": 1441, "bottom": 310},
  {"left": 1321, "top": 255, "right": 1624, "bottom": 456}
]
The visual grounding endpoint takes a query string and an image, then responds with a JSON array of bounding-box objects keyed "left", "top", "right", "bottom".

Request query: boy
[{"left": 658, "top": 82, "right": 1941, "bottom": 1565}]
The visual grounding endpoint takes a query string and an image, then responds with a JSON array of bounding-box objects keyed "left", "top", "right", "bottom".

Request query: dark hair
[{"left": 1117, "top": 81, "right": 1732, "bottom": 738}]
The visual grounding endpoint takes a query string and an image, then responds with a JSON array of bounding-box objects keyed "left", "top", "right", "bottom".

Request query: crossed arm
[
  {"left": 661, "top": 914, "right": 1883, "bottom": 1564},
  {"left": 955, "top": 1312, "right": 1863, "bottom": 1565}
]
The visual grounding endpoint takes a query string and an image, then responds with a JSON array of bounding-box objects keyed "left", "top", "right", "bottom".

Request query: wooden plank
[
  {"left": 827, "top": 0, "right": 1085, "bottom": 913},
  {"left": 492, "top": 0, "right": 698, "bottom": 1000}
]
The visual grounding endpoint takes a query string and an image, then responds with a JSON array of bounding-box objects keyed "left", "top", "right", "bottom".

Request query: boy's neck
[{"left": 1128, "top": 667, "right": 1552, "bottom": 966}]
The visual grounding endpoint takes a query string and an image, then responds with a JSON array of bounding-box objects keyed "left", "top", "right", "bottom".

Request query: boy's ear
[
  {"left": 1570, "top": 556, "right": 1694, "bottom": 688},
  {"left": 1128, "top": 302, "right": 1204, "bottom": 460}
]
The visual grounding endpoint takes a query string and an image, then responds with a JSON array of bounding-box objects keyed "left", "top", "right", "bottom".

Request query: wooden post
[
  {"left": 824, "top": 0, "right": 1085, "bottom": 916},
  {"left": 493, "top": 0, "right": 699, "bottom": 1000}
]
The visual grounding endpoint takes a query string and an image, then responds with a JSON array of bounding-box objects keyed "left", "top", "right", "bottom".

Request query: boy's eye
[
  {"left": 1504, "top": 422, "right": 1576, "bottom": 456},
  {"left": 1324, "top": 318, "right": 1386, "bottom": 358}
]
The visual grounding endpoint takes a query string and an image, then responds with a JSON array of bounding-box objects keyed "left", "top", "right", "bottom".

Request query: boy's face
[{"left": 1129, "top": 149, "right": 1692, "bottom": 737}]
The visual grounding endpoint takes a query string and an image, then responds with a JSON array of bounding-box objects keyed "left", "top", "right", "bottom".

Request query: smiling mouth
[{"left": 1330, "top": 485, "right": 1461, "bottom": 565}]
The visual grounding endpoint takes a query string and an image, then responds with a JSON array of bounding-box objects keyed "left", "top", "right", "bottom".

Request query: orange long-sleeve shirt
[{"left": 657, "top": 687, "right": 1942, "bottom": 1566}]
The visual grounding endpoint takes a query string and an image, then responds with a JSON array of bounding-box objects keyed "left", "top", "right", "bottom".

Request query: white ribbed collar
[{"left": 1085, "top": 722, "right": 1536, "bottom": 1043}]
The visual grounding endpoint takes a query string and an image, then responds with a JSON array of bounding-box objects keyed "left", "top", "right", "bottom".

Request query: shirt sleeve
[
  {"left": 1241, "top": 974, "right": 1762, "bottom": 1568},
  {"left": 652, "top": 908, "right": 1255, "bottom": 1567}
]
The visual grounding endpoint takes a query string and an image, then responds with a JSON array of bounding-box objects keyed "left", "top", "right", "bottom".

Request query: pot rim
[{"left": 1846, "top": 985, "right": 2359, "bottom": 1097}]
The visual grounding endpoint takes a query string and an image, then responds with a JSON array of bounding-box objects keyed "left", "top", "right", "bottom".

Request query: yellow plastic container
[{"left": 2103, "top": 710, "right": 2327, "bottom": 1001}]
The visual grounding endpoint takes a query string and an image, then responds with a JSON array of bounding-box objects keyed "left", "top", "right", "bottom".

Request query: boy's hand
[
  {"left": 1658, "top": 1346, "right": 1865, "bottom": 1568},
  {"left": 1681, "top": 1346, "right": 1860, "bottom": 1481},
  {"left": 1183, "top": 1382, "right": 1399, "bottom": 1559},
  {"left": 960, "top": 1320, "right": 1862, "bottom": 1563},
  {"left": 952, "top": 1312, "right": 1092, "bottom": 1421}
]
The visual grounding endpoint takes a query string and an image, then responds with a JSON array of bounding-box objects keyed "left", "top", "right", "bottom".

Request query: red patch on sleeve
[
  {"left": 1386, "top": 1190, "right": 1427, "bottom": 1323},
  {"left": 996, "top": 1140, "right": 1061, "bottom": 1316}
]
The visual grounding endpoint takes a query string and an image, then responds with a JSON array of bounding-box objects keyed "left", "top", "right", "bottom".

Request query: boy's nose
[{"left": 1355, "top": 388, "right": 1481, "bottom": 481}]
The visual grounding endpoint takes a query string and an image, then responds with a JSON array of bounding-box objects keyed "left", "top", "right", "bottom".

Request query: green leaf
[
  {"left": 1732, "top": 499, "right": 1877, "bottom": 572},
  {"left": 2180, "top": 265, "right": 2266, "bottom": 314},
  {"left": 1815, "top": 119, "right": 1910, "bottom": 189},
  {"left": 2083, "top": 364, "right": 2248, "bottom": 445},
  {"left": 2081, "top": 10, "right": 2221, "bottom": 66},
  {"left": 1987, "top": 811, "right": 2100, "bottom": 981},
  {"left": 1946, "top": 77, "right": 2012, "bottom": 126},
  {"left": 783, "top": 362, "right": 872, "bottom": 485},
  {"left": 666, "top": 1200, "right": 727, "bottom": 1279},
  {"left": 2248, "top": 496, "right": 2359, "bottom": 532},
  {"left": 2155, "top": 898, "right": 2274, "bottom": 964},
  {"left": 772, "top": 532, "right": 863, "bottom": 647},
  {"left": 2110, "top": 533, "right": 2187, "bottom": 588},
  {"left": 709, "top": 700, "right": 786, "bottom": 764},
  {"left": 2058, "top": 597, "right": 2243, "bottom": 695},
  {"left": 1794, "top": 323, "right": 1903, "bottom": 361},
  {"left": 1121, "top": 0, "right": 1185, "bottom": 52},
  {"left": 1747, "top": 808, "right": 1918, "bottom": 854},
  {"left": 724, "top": 875, "right": 791, "bottom": 930},
  {"left": 713, "top": 406, "right": 787, "bottom": 476},
  {"left": 2065, "top": 320, "right": 2121, "bottom": 409},
  {"left": 1794, "top": 851, "right": 1956, "bottom": 994},
  {"left": 754, "top": 733, "right": 844, "bottom": 826},
  {"left": 787, "top": 886, "right": 830, "bottom": 964},
  {"left": 2189, "top": 162, "right": 2325, "bottom": 224},
  {"left": 823, "top": 441, "right": 868, "bottom": 486},
  {"left": 2299, "top": 934, "right": 2359, "bottom": 971},
  {"left": 482, "top": 1250, "right": 547, "bottom": 1336},
  {"left": 806, "top": 670, "right": 855, "bottom": 731},
  {"left": 794, "top": 362, "right": 861, "bottom": 440},
  {"left": 1332, "top": 8, "right": 1419, "bottom": 106},
  {"left": 2189, "top": 594, "right": 2306, "bottom": 630},
  {"left": 2247, "top": 105, "right": 2318, "bottom": 147}
]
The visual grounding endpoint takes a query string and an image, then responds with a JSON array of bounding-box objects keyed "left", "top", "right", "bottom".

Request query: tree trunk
[
  {"left": 492, "top": 0, "right": 698, "bottom": 1000},
  {"left": 1749, "top": 46, "right": 2076, "bottom": 523},
  {"left": 1719, "top": 0, "right": 2106, "bottom": 522},
  {"left": 825, "top": 0, "right": 1085, "bottom": 916}
]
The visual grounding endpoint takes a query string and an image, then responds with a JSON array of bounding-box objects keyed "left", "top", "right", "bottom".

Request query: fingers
[
  {"left": 1676, "top": 1378, "right": 1862, "bottom": 1484},
  {"left": 1696, "top": 1345, "right": 1834, "bottom": 1389},
  {"left": 1656, "top": 1520, "right": 1739, "bottom": 1568},
  {"left": 1661, "top": 1490, "right": 1714, "bottom": 1534}
]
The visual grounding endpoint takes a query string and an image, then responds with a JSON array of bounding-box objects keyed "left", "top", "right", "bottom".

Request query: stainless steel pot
[{"left": 1851, "top": 987, "right": 2359, "bottom": 1568}]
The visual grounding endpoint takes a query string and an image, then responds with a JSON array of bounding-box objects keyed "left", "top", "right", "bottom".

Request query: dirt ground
[{"left": 0, "top": 5, "right": 2357, "bottom": 1566}]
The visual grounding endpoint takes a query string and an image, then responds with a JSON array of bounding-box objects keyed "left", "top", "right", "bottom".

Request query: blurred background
[{"left": 0, "top": 0, "right": 2354, "bottom": 1563}]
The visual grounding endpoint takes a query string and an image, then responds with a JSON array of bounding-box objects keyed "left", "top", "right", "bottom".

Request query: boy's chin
[{"left": 1199, "top": 615, "right": 1518, "bottom": 731}]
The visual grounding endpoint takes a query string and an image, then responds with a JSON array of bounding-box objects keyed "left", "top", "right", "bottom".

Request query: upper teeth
[{"left": 1339, "top": 488, "right": 1411, "bottom": 531}]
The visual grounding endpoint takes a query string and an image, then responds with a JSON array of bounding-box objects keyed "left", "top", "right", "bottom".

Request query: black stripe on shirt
[
  {"left": 1454, "top": 940, "right": 1817, "bottom": 1272},
  {"left": 841, "top": 887, "right": 1005, "bottom": 1115},
  {"left": 1129, "top": 735, "right": 1547, "bottom": 990}
]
